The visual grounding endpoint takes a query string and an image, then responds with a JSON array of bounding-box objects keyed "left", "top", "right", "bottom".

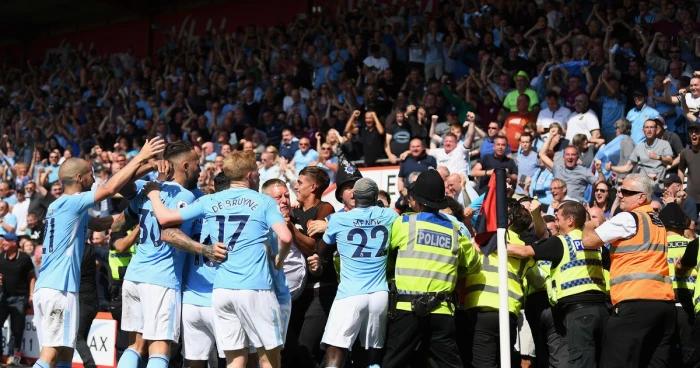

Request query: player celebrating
[
  {"left": 147, "top": 150, "right": 292, "bottom": 368},
  {"left": 117, "top": 141, "right": 224, "bottom": 368},
  {"left": 319, "top": 178, "right": 398, "bottom": 367},
  {"left": 32, "top": 137, "right": 165, "bottom": 368},
  {"left": 160, "top": 172, "right": 231, "bottom": 368}
]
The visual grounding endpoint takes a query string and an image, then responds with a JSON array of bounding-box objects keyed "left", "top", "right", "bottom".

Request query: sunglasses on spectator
[
  {"left": 488, "top": 126, "right": 499, "bottom": 130},
  {"left": 619, "top": 188, "right": 643, "bottom": 197},
  {"left": 595, "top": 188, "right": 608, "bottom": 193}
]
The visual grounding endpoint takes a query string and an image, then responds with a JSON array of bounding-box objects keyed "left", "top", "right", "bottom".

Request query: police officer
[
  {"left": 582, "top": 173, "right": 675, "bottom": 368},
  {"left": 659, "top": 203, "right": 695, "bottom": 367},
  {"left": 382, "top": 169, "right": 481, "bottom": 368},
  {"left": 510, "top": 201, "right": 608, "bottom": 367},
  {"left": 458, "top": 199, "right": 531, "bottom": 368},
  {"left": 679, "top": 218, "right": 700, "bottom": 366}
]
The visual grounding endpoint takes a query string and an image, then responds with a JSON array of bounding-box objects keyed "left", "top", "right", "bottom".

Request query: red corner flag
[{"left": 474, "top": 174, "right": 498, "bottom": 248}]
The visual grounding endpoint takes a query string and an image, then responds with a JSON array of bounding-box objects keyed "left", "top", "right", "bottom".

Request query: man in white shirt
[
  {"left": 362, "top": 44, "right": 390, "bottom": 71},
  {"left": 429, "top": 133, "right": 469, "bottom": 177},
  {"left": 258, "top": 151, "right": 295, "bottom": 190},
  {"left": 537, "top": 91, "right": 571, "bottom": 137},
  {"left": 565, "top": 93, "right": 602, "bottom": 144},
  {"left": 262, "top": 179, "right": 307, "bottom": 300},
  {"left": 665, "top": 75, "right": 700, "bottom": 123},
  {"left": 11, "top": 190, "right": 29, "bottom": 232}
]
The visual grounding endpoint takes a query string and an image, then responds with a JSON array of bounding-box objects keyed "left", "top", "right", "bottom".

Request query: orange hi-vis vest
[{"left": 609, "top": 204, "right": 675, "bottom": 305}]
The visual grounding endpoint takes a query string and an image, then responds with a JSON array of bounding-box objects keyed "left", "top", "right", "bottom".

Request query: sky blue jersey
[
  {"left": 180, "top": 189, "right": 216, "bottom": 307},
  {"left": 36, "top": 191, "right": 96, "bottom": 293},
  {"left": 178, "top": 187, "right": 285, "bottom": 290},
  {"left": 322, "top": 206, "right": 398, "bottom": 299},
  {"left": 124, "top": 180, "right": 195, "bottom": 290},
  {"left": 268, "top": 232, "right": 292, "bottom": 305}
]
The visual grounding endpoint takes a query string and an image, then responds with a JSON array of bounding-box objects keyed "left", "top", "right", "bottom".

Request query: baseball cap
[
  {"left": 631, "top": 89, "right": 646, "bottom": 98},
  {"left": 514, "top": 70, "right": 530, "bottom": 81},
  {"left": 0, "top": 232, "right": 18, "bottom": 241},
  {"left": 663, "top": 173, "right": 682, "bottom": 186}
]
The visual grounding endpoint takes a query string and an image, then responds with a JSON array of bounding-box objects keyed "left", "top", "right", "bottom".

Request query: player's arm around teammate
[{"left": 146, "top": 187, "right": 289, "bottom": 266}]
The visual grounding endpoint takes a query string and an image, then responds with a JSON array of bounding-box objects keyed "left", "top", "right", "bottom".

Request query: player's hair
[
  {"left": 262, "top": 178, "right": 287, "bottom": 192},
  {"left": 164, "top": 141, "right": 194, "bottom": 161},
  {"left": 214, "top": 172, "right": 231, "bottom": 192},
  {"left": 223, "top": 151, "right": 257, "bottom": 182},
  {"left": 299, "top": 166, "right": 330, "bottom": 196},
  {"left": 557, "top": 201, "right": 587, "bottom": 228},
  {"left": 58, "top": 158, "right": 89, "bottom": 186}
]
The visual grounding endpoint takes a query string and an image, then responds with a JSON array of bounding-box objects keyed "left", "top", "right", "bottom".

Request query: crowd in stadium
[{"left": 0, "top": 0, "right": 700, "bottom": 367}]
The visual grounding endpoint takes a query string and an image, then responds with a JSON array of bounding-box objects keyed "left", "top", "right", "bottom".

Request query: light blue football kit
[
  {"left": 33, "top": 191, "right": 96, "bottom": 368},
  {"left": 321, "top": 205, "right": 398, "bottom": 350},
  {"left": 178, "top": 187, "right": 285, "bottom": 290},
  {"left": 178, "top": 187, "right": 287, "bottom": 351},
  {"left": 36, "top": 191, "right": 96, "bottom": 292},
  {"left": 124, "top": 180, "right": 196, "bottom": 289},
  {"left": 322, "top": 206, "right": 398, "bottom": 299},
  {"left": 118, "top": 180, "right": 195, "bottom": 368}
]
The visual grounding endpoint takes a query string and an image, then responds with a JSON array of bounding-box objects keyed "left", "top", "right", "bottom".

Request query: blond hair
[{"left": 223, "top": 150, "right": 257, "bottom": 182}]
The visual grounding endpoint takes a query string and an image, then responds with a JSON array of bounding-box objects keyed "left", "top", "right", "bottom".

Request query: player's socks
[
  {"left": 56, "top": 361, "right": 72, "bottom": 368},
  {"left": 32, "top": 359, "right": 50, "bottom": 368},
  {"left": 117, "top": 348, "right": 143, "bottom": 368},
  {"left": 145, "top": 354, "right": 169, "bottom": 368}
]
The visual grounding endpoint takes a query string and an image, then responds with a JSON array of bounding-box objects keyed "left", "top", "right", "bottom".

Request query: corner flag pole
[{"left": 495, "top": 168, "right": 510, "bottom": 368}]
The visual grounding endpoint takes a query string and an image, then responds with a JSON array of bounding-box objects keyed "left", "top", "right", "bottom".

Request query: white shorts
[
  {"left": 121, "top": 280, "right": 181, "bottom": 341},
  {"left": 212, "top": 289, "right": 284, "bottom": 351},
  {"left": 33, "top": 288, "right": 79, "bottom": 348},
  {"left": 249, "top": 300, "right": 292, "bottom": 354},
  {"left": 182, "top": 304, "right": 224, "bottom": 360},
  {"left": 321, "top": 291, "right": 389, "bottom": 350},
  {"left": 516, "top": 310, "right": 535, "bottom": 357}
]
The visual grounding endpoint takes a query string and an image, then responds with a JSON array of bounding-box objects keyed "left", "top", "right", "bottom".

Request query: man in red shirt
[{"left": 501, "top": 94, "right": 536, "bottom": 152}]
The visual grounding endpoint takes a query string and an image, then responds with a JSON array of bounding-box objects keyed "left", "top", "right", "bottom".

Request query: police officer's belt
[
  {"left": 396, "top": 292, "right": 453, "bottom": 303},
  {"left": 397, "top": 292, "right": 454, "bottom": 316}
]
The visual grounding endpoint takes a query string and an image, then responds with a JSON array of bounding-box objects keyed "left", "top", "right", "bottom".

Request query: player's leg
[
  {"left": 364, "top": 291, "right": 389, "bottom": 368},
  {"left": 233, "top": 290, "right": 284, "bottom": 368},
  {"left": 118, "top": 280, "right": 146, "bottom": 368},
  {"left": 251, "top": 299, "right": 290, "bottom": 368},
  {"left": 256, "top": 346, "right": 281, "bottom": 368},
  {"left": 321, "top": 294, "right": 367, "bottom": 367},
  {"left": 182, "top": 304, "right": 216, "bottom": 368},
  {"left": 34, "top": 289, "right": 80, "bottom": 368},
  {"left": 141, "top": 283, "right": 180, "bottom": 368},
  {"left": 213, "top": 289, "right": 250, "bottom": 368},
  {"left": 224, "top": 349, "right": 248, "bottom": 368}
]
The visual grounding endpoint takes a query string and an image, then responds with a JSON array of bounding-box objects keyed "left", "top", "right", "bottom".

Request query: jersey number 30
[{"left": 347, "top": 226, "right": 388, "bottom": 258}]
